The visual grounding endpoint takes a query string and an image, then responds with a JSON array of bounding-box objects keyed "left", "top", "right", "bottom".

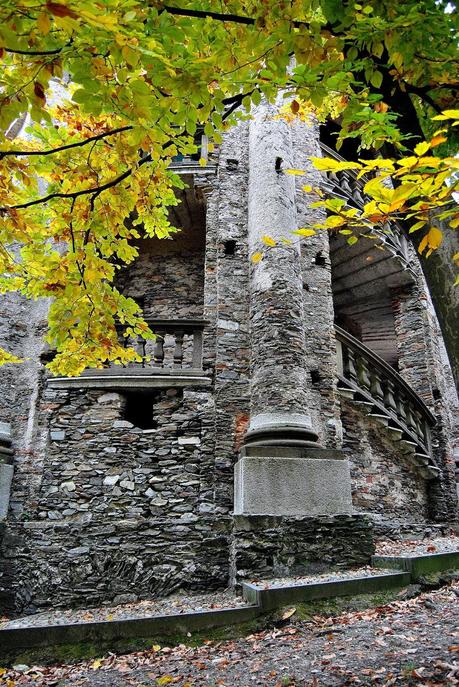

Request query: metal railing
[{"left": 335, "top": 325, "right": 438, "bottom": 475}]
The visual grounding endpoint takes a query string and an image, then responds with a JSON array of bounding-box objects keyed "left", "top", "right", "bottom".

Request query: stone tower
[{"left": 0, "top": 103, "right": 458, "bottom": 614}]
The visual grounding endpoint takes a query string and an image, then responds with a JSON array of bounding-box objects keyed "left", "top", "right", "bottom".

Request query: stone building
[{"left": 0, "top": 103, "right": 458, "bottom": 615}]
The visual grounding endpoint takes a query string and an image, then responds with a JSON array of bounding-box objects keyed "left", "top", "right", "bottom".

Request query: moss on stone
[
  {"left": 1, "top": 615, "right": 273, "bottom": 667},
  {"left": 292, "top": 588, "right": 409, "bottom": 620}
]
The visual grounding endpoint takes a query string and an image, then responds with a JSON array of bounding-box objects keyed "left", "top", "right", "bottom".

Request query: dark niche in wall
[
  {"left": 123, "top": 392, "right": 158, "bottom": 430},
  {"left": 223, "top": 240, "right": 237, "bottom": 256}
]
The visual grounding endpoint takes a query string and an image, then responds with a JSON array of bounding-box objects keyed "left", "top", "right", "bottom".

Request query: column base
[{"left": 234, "top": 450, "right": 352, "bottom": 516}]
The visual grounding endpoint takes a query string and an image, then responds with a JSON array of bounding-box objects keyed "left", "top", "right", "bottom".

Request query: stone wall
[
  {"left": 117, "top": 237, "right": 205, "bottom": 320},
  {"left": 392, "top": 276, "right": 458, "bottom": 521},
  {"left": 341, "top": 401, "right": 429, "bottom": 521},
  {"left": 1, "top": 383, "right": 232, "bottom": 613},
  {"left": 207, "top": 123, "right": 251, "bottom": 514},
  {"left": 232, "top": 514, "right": 374, "bottom": 583}
]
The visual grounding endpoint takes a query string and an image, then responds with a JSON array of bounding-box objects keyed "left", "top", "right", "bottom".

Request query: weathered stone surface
[
  {"left": 0, "top": 104, "right": 457, "bottom": 616},
  {"left": 232, "top": 514, "right": 374, "bottom": 583},
  {"left": 234, "top": 455, "right": 352, "bottom": 516}
]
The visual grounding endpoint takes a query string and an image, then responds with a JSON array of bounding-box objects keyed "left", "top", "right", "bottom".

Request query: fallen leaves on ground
[{"left": 1, "top": 582, "right": 458, "bottom": 687}]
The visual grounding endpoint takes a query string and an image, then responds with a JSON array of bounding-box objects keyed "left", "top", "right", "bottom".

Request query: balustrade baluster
[
  {"left": 370, "top": 368, "right": 384, "bottom": 403},
  {"left": 384, "top": 379, "right": 398, "bottom": 414},
  {"left": 153, "top": 329, "right": 166, "bottom": 367},
  {"left": 344, "top": 346, "right": 358, "bottom": 385},
  {"left": 339, "top": 174, "right": 353, "bottom": 196},
  {"left": 192, "top": 328, "right": 204, "bottom": 369},
  {"left": 356, "top": 356, "right": 371, "bottom": 392},
  {"left": 173, "top": 329, "right": 185, "bottom": 368},
  {"left": 396, "top": 394, "right": 408, "bottom": 426},
  {"left": 412, "top": 409, "right": 424, "bottom": 445},
  {"left": 404, "top": 402, "right": 416, "bottom": 435}
]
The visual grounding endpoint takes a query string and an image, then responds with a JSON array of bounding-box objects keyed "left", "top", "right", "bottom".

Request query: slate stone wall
[
  {"left": 341, "top": 401, "right": 429, "bottom": 521},
  {"left": 1, "top": 384, "right": 232, "bottom": 613},
  {"left": 232, "top": 514, "right": 374, "bottom": 583},
  {"left": 392, "top": 276, "right": 458, "bottom": 521},
  {"left": 116, "top": 239, "right": 205, "bottom": 320},
  {"left": 206, "top": 123, "right": 251, "bottom": 514}
]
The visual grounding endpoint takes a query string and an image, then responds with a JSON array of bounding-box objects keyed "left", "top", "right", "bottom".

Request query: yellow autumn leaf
[
  {"left": 92, "top": 659, "right": 103, "bottom": 670},
  {"left": 199, "top": 158, "right": 207, "bottom": 167},
  {"left": 37, "top": 12, "right": 51, "bottom": 35},
  {"left": 310, "top": 157, "right": 361, "bottom": 172},
  {"left": 0, "top": 668, "right": 6, "bottom": 677},
  {"left": 453, "top": 252, "right": 459, "bottom": 264},
  {"left": 324, "top": 215, "right": 347, "bottom": 228},
  {"left": 261, "top": 235, "right": 276, "bottom": 246},
  {"left": 292, "top": 228, "right": 317, "bottom": 236},
  {"left": 251, "top": 252, "right": 263, "bottom": 263},
  {"left": 432, "top": 109, "right": 459, "bottom": 120},
  {"left": 418, "top": 226, "right": 443, "bottom": 256},
  {"left": 430, "top": 135, "right": 448, "bottom": 148},
  {"left": 414, "top": 141, "right": 430, "bottom": 156},
  {"left": 427, "top": 226, "right": 443, "bottom": 249},
  {"left": 409, "top": 220, "right": 426, "bottom": 233},
  {"left": 151, "top": 644, "right": 161, "bottom": 651},
  {"left": 157, "top": 676, "right": 174, "bottom": 686},
  {"left": 285, "top": 168, "right": 305, "bottom": 175}
]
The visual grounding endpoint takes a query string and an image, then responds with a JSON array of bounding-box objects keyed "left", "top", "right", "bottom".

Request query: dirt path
[{"left": 3, "top": 582, "right": 458, "bottom": 687}]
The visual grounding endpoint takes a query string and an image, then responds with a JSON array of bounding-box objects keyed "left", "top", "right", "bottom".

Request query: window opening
[{"left": 124, "top": 392, "right": 157, "bottom": 430}]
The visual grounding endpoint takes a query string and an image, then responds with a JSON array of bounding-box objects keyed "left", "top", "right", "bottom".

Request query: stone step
[
  {"left": 242, "top": 569, "right": 411, "bottom": 611},
  {"left": 372, "top": 549, "right": 459, "bottom": 579},
  {"left": 337, "top": 386, "right": 355, "bottom": 399},
  {"left": 400, "top": 439, "right": 417, "bottom": 454},
  {"left": 369, "top": 413, "right": 390, "bottom": 426}
]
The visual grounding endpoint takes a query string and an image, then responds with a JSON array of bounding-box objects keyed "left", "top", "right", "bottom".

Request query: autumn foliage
[{"left": 0, "top": 1, "right": 457, "bottom": 374}]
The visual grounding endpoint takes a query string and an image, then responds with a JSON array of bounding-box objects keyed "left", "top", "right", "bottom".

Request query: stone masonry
[{"left": 0, "top": 103, "right": 458, "bottom": 615}]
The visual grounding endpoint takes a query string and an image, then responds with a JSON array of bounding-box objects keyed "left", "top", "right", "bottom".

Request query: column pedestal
[{"left": 234, "top": 448, "right": 352, "bottom": 516}]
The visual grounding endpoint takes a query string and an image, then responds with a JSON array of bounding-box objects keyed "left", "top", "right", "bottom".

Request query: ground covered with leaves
[{"left": 2, "top": 581, "right": 458, "bottom": 687}]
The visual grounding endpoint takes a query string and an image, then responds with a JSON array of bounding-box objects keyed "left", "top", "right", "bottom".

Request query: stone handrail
[
  {"left": 116, "top": 318, "right": 208, "bottom": 370},
  {"left": 319, "top": 142, "right": 411, "bottom": 264},
  {"left": 335, "top": 325, "right": 436, "bottom": 467}
]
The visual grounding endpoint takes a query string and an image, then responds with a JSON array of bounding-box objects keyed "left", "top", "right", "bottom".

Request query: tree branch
[
  {"left": 4, "top": 46, "right": 63, "bottom": 56},
  {"left": 0, "top": 157, "right": 149, "bottom": 211},
  {"left": 0, "top": 144, "right": 176, "bottom": 212},
  {"left": 402, "top": 83, "right": 443, "bottom": 113},
  {"left": 161, "top": 4, "right": 309, "bottom": 28},
  {"left": 0, "top": 126, "right": 133, "bottom": 159}
]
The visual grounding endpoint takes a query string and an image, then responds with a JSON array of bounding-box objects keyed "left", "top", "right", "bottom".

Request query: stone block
[
  {"left": 0, "top": 464, "right": 14, "bottom": 520},
  {"left": 234, "top": 455, "right": 352, "bottom": 516}
]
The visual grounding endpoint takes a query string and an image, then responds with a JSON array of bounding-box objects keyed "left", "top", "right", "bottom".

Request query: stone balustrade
[
  {"left": 319, "top": 142, "right": 411, "bottom": 265},
  {"left": 48, "top": 319, "right": 210, "bottom": 389},
  {"left": 115, "top": 318, "right": 207, "bottom": 370},
  {"left": 335, "top": 325, "right": 438, "bottom": 478}
]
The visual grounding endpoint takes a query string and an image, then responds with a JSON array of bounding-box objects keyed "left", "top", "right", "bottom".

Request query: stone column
[
  {"left": 234, "top": 103, "right": 352, "bottom": 516},
  {"left": 0, "top": 422, "right": 13, "bottom": 521}
]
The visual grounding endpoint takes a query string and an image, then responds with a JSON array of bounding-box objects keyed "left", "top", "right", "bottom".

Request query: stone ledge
[
  {"left": 242, "top": 571, "right": 412, "bottom": 610},
  {"left": 372, "top": 551, "right": 459, "bottom": 579},
  {"left": 0, "top": 605, "right": 260, "bottom": 656},
  {"left": 48, "top": 373, "right": 212, "bottom": 390}
]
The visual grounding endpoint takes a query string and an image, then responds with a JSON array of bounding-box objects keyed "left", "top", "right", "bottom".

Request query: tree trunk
[{"left": 409, "top": 218, "right": 459, "bottom": 390}]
